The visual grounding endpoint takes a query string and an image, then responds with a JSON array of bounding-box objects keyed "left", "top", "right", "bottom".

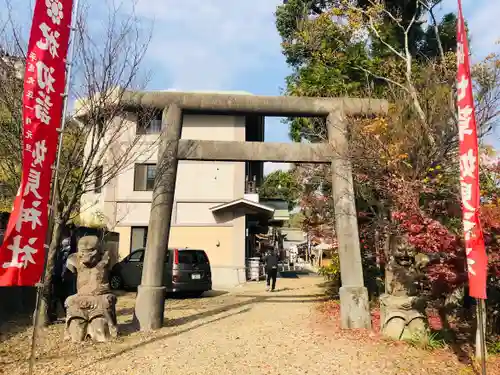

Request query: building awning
[
  {"left": 259, "top": 199, "right": 290, "bottom": 221},
  {"left": 210, "top": 199, "right": 275, "bottom": 217}
]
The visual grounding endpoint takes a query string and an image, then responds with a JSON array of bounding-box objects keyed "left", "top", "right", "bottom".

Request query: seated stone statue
[
  {"left": 380, "top": 234, "right": 433, "bottom": 341},
  {"left": 64, "top": 235, "right": 118, "bottom": 342}
]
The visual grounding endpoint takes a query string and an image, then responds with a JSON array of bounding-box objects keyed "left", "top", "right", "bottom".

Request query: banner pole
[
  {"left": 476, "top": 298, "right": 487, "bottom": 375},
  {"left": 28, "top": 0, "right": 80, "bottom": 373}
]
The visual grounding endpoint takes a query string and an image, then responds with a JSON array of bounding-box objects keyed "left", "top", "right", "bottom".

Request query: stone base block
[
  {"left": 379, "top": 294, "right": 427, "bottom": 340},
  {"left": 339, "top": 286, "right": 371, "bottom": 329}
]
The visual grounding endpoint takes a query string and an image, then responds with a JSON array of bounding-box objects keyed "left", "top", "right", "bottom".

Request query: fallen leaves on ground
[
  {"left": 2, "top": 279, "right": 500, "bottom": 375},
  {"left": 315, "top": 299, "right": 500, "bottom": 374}
]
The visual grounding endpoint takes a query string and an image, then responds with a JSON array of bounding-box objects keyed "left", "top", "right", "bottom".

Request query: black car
[{"left": 110, "top": 248, "right": 212, "bottom": 297}]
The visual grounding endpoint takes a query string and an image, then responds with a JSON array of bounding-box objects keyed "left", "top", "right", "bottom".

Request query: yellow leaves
[
  {"left": 330, "top": 7, "right": 344, "bottom": 18},
  {"left": 422, "top": 163, "right": 448, "bottom": 187},
  {"left": 387, "top": 142, "right": 403, "bottom": 156},
  {"left": 297, "top": 28, "right": 313, "bottom": 45},
  {"left": 485, "top": 52, "right": 497, "bottom": 60},
  {"left": 362, "top": 117, "right": 388, "bottom": 134},
  {"left": 0, "top": 197, "right": 13, "bottom": 213},
  {"left": 0, "top": 161, "right": 20, "bottom": 182},
  {"left": 358, "top": 116, "right": 411, "bottom": 168},
  {"left": 326, "top": 1, "right": 384, "bottom": 40},
  {"left": 472, "top": 51, "right": 500, "bottom": 88},
  {"left": 443, "top": 50, "right": 457, "bottom": 67},
  {"left": 422, "top": 173, "right": 442, "bottom": 186},
  {"left": 344, "top": 8, "right": 364, "bottom": 31}
]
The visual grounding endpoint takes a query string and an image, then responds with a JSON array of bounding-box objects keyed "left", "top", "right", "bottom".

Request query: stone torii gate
[{"left": 124, "top": 91, "right": 388, "bottom": 331}]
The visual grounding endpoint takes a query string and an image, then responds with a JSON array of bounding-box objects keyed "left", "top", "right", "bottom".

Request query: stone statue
[
  {"left": 379, "top": 234, "right": 436, "bottom": 341},
  {"left": 64, "top": 235, "right": 118, "bottom": 342}
]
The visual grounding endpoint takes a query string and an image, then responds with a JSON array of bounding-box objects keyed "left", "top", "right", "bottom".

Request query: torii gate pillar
[{"left": 327, "top": 110, "right": 370, "bottom": 329}]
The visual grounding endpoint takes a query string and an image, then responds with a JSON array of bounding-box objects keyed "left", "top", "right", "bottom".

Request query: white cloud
[
  {"left": 264, "top": 162, "right": 291, "bottom": 176},
  {"left": 133, "top": 0, "right": 284, "bottom": 90},
  {"left": 133, "top": 0, "right": 499, "bottom": 92}
]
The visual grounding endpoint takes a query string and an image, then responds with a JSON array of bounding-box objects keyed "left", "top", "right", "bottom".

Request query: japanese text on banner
[
  {"left": 456, "top": 0, "right": 488, "bottom": 300},
  {"left": 0, "top": 0, "right": 73, "bottom": 286}
]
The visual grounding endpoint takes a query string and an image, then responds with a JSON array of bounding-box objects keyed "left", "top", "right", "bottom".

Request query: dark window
[
  {"left": 94, "top": 166, "right": 103, "bottom": 193},
  {"left": 196, "top": 251, "right": 209, "bottom": 264},
  {"left": 178, "top": 250, "right": 209, "bottom": 264},
  {"left": 134, "top": 164, "right": 157, "bottom": 191},
  {"left": 137, "top": 109, "right": 162, "bottom": 135},
  {"left": 128, "top": 250, "right": 144, "bottom": 262},
  {"left": 130, "top": 226, "right": 148, "bottom": 252}
]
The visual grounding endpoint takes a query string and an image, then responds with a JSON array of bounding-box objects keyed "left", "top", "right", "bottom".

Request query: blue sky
[
  {"left": 4, "top": 0, "right": 500, "bottom": 174},
  {"left": 129, "top": 0, "right": 497, "bottom": 174}
]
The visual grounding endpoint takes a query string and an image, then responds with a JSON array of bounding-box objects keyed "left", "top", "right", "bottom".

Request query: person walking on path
[{"left": 264, "top": 250, "right": 279, "bottom": 292}]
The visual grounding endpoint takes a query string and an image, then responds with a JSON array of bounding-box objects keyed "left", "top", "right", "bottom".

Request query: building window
[
  {"left": 134, "top": 164, "right": 157, "bottom": 191},
  {"left": 94, "top": 166, "right": 103, "bottom": 193},
  {"left": 130, "top": 226, "right": 148, "bottom": 252},
  {"left": 137, "top": 109, "right": 162, "bottom": 135},
  {"left": 127, "top": 249, "right": 144, "bottom": 262}
]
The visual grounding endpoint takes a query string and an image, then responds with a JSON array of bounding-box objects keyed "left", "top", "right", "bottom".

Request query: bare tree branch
[{"left": 0, "top": 0, "right": 157, "bottom": 325}]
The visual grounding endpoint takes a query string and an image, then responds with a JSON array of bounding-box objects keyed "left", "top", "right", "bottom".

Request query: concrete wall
[
  {"left": 80, "top": 112, "right": 247, "bottom": 288},
  {"left": 80, "top": 113, "right": 246, "bottom": 225}
]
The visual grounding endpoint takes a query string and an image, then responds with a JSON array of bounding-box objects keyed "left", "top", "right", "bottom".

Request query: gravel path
[{"left": 1, "top": 276, "right": 469, "bottom": 375}]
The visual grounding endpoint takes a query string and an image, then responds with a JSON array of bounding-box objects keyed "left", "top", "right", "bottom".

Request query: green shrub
[
  {"left": 487, "top": 336, "right": 500, "bottom": 355},
  {"left": 406, "top": 331, "right": 446, "bottom": 351},
  {"left": 318, "top": 253, "right": 340, "bottom": 281},
  {"left": 318, "top": 253, "right": 341, "bottom": 298}
]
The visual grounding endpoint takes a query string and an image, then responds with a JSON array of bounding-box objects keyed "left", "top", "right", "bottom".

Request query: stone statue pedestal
[
  {"left": 379, "top": 294, "right": 427, "bottom": 340},
  {"left": 65, "top": 294, "right": 118, "bottom": 342}
]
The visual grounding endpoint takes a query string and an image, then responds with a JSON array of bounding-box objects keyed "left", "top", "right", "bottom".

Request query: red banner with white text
[
  {"left": 456, "top": 0, "right": 488, "bottom": 299},
  {"left": 0, "top": 0, "right": 73, "bottom": 286}
]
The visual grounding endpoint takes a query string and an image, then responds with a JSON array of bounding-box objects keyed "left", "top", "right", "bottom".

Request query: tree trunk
[
  {"left": 374, "top": 228, "right": 381, "bottom": 271},
  {"left": 383, "top": 233, "right": 391, "bottom": 294},
  {"left": 36, "top": 218, "right": 65, "bottom": 327}
]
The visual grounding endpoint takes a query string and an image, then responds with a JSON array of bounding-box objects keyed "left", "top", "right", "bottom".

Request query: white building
[{"left": 78, "top": 90, "right": 285, "bottom": 288}]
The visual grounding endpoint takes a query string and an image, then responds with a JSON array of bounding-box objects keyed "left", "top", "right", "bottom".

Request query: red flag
[
  {"left": 456, "top": 0, "right": 488, "bottom": 299},
  {"left": 0, "top": 0, "right": 74, "bottom": 286}
]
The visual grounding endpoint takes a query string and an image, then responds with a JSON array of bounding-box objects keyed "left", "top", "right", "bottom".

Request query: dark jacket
[{"left": 264, "top": 253, "right": 278, "bottom": 271}]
